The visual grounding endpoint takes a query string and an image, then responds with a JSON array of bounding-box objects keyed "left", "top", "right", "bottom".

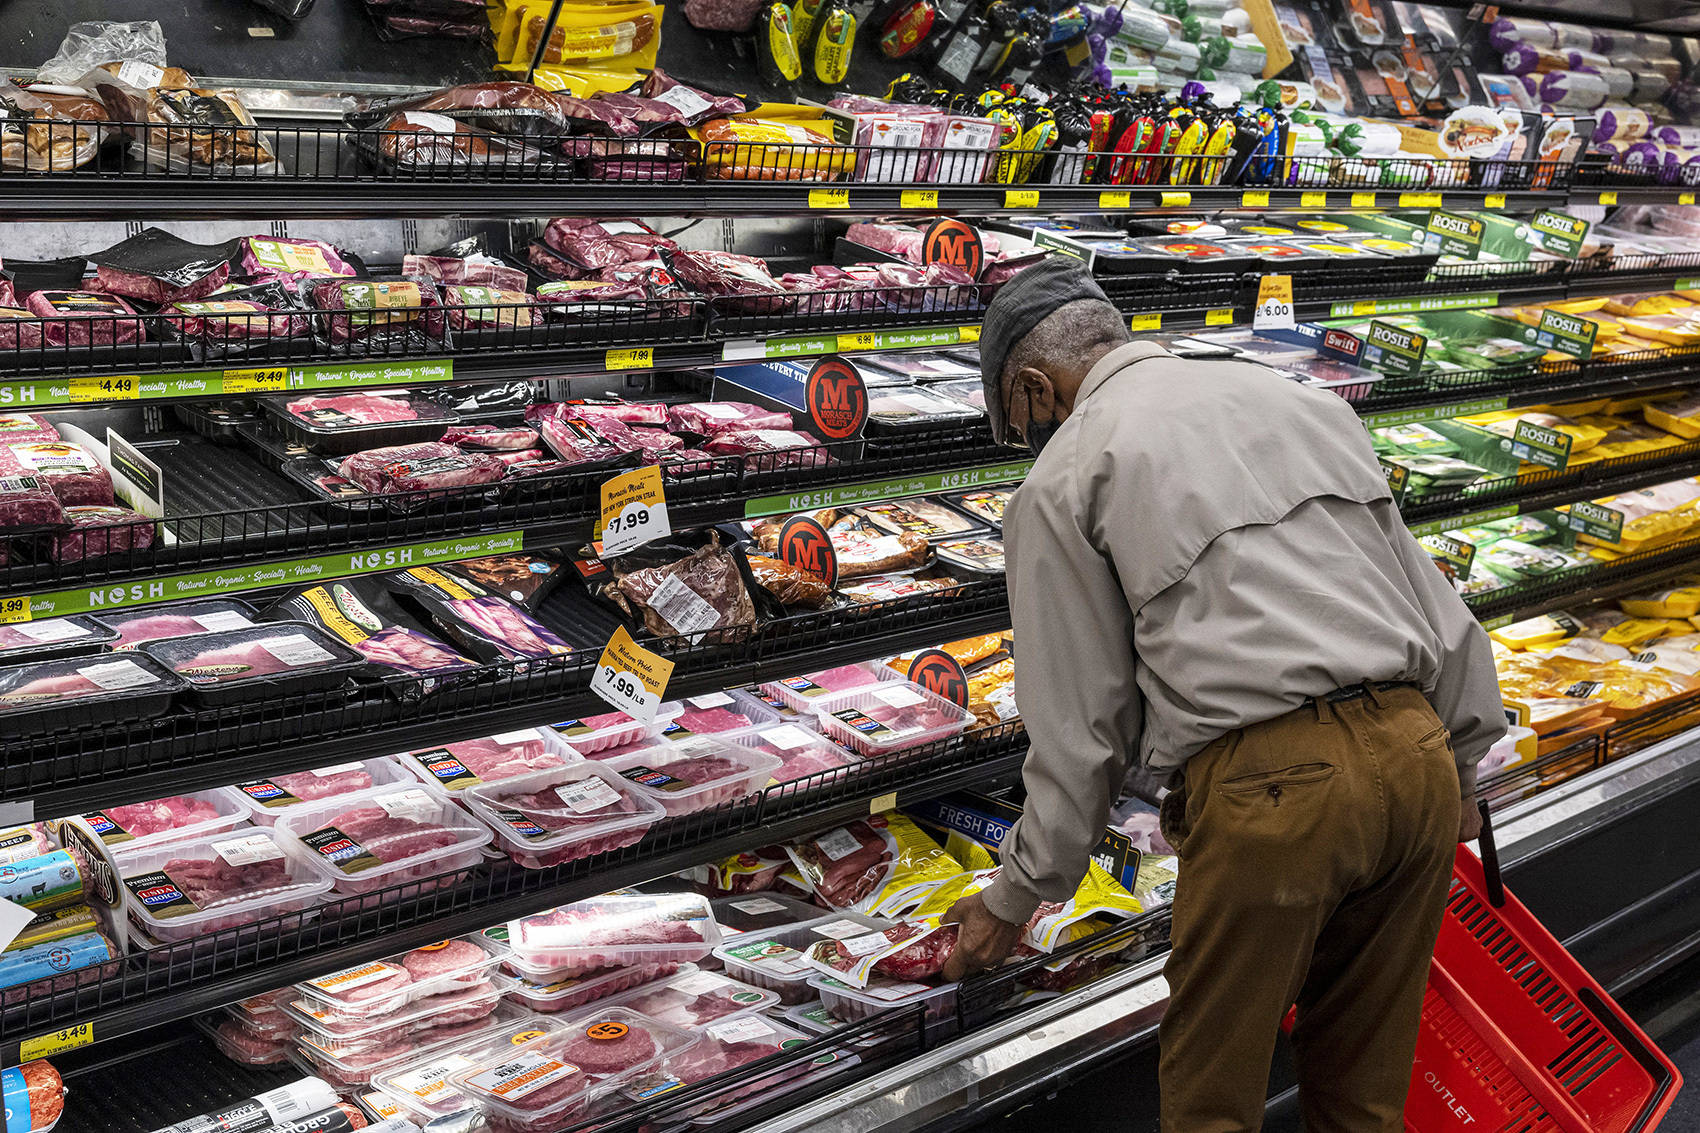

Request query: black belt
[{"left": 1310, "top": 681, "right": 1417, "bottom": 706}]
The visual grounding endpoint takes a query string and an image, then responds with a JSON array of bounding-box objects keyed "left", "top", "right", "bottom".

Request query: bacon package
[{"left": 465, "top": 762, "right": 665, "bottom": 868}]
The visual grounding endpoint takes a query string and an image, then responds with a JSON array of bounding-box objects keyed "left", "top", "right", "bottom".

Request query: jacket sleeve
[
  {"left": 1383, "top": 501, "right": 1508, "bottom": 797},
  {"left": 981, "top": 455, "right": 1144, "bottom": 925}
]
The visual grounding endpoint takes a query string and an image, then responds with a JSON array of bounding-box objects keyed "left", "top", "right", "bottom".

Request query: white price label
[
  {"left": 1252, "top": 275, "right": 1295, "bottom": 331},
  {"left": 591, "top": 626, "right": 673, "bottom": 725},
  {"left": 591, "top": 661, "right": 663, "bottom": 724}
]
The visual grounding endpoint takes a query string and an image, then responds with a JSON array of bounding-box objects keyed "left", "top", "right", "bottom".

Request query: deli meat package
[
  {"left": 117, "top": 829, "right": 333, "bottom": 943},
  {"left": 401, "top": 728, "right": 573, "bottom": 794},
  {"left": 506, "top": 892, "right": 722, "bottom": 977},
  {"left": 262, "top": 578, "right": 480, "bottom": 696},
  {"left": 273, "top": 784, "right": 491, "bottom": 895},
  {"left": 785, "top": 814, "right": 963, "bottom": 916},
  {"left": 603, "top": 537, "right": 758, "bottom": 641},
  {"left": 465, "top": 761, "right": 664, "bottom": 869}
]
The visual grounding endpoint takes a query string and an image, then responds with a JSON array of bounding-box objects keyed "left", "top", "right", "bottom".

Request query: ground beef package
[
  {"left": 87, "top": 228, "right": 240, "bottom": 305},
  {"left": 2, "top": 441, "right": 115, "bottom": 506},
  {"left": 51, "top": 505, "right": 155, "bottom": 563}
]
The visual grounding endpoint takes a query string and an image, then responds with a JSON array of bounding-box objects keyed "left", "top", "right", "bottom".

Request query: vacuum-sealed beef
[
  {"left": 0, "top": 475, "right": 64, "bottom": 533},
  {"left": 310, "top": 276, "right": 445, "bottom": 345},
  {"left": 666, "top": 402, "right": 792, "bottom": 436},
  {"left": 389, "top": 565, "right": 574, "bottom": 665},
  {"left": 441, "top": 424, "right": 539, "bottom": 452},
  {"left": 0, "top": 306, "right": 43, "bottom": 352},
  {"left": 605, "top": 539, "right": 757, "bottom": 639},
  {"left": 536, "top": 416, "right": 631, "bottom": 469},
  {"left": 703, "top": 429, "right": 830, "bottom": 472},
  {"left": 239, "top": 236, "right": 355, "bottom": 290},
  {"left": 684, "top": 0, "right": 765, "bottom": 30},
  {"left": 367, "top": 81, "right": 577, "bottom": 140},
  {"left": 539, "top": 218, "right": 677, "bottom": 277},
  {"left": 442, "top": 284, "right": 535, "bottom": 331},
  {"left": 3, "top": 441, "right": 115, "bottom": 506},
  {"left": 87, "top": 228, "right": 236, "bottom": 305},
  {"left": 338, "top": 442, "right": 505, "bottom": 495},
  {"left": 25, "top": 290, "right": 144, "bottom": 347},
  {"left": 51, "top": 505, "right": 153, "bottom": 562},
  {"left": 636, "top": 69, "right": 748, "bottom": 124},
  {"left": 402, "top": 253, "right": 528, "bottom": 292},
  {"left": 666, "top": 249, "right": 789, "bottom": 310},
  {"left": 166, "top": 282, "right": 310, "bottom": 345},
  {"left": 371, "top": 111, "right": 544, "bottom": 172}
]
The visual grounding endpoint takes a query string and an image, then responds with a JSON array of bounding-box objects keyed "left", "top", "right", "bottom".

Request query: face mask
[{"left": 1020, "top": 386, "right": 1062, "bottom": 455}]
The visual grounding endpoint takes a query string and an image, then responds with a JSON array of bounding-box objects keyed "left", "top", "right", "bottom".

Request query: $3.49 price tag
[
  {"left": 599, "top": 465, "right": 670, "bottom": 557},
  {"left": 592, "top": 625, "right": 675, "bottom": 724},
  {"left": 1252, "top": 274, "right": 1295, "bottom": 330}
]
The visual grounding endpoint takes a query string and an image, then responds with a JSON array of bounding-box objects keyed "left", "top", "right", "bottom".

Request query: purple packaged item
[
  {"left": 240, "top": 237, "right": 355, "bottom": 289},
  {"left": 1538, "top": 70, "right": 1610, "bottom": 109},
  {"left": 402, "top": 254, "right": 528, "bottom": 292}
]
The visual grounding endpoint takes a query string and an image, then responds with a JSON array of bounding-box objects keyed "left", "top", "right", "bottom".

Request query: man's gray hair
[{"left": 999, "top": 298, "right": 1132, "bottom": 388}]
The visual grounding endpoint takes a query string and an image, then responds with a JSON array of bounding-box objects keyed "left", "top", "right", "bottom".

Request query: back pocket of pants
[{"left": 1217, "top": 763, "right": 1337, "bottom": 797}]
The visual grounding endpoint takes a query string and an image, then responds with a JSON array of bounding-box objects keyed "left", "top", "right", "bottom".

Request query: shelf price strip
[
  {"left": 592, "top": 625, "right": 673, "bottom": 724},
  {"left": 744, "top": 459, "right": 1034, "bottom": 518},
  {"left": 1328, "top": 292, "right": 1499, "bottom": 318},
  {"left": 720, "top": 324, "right": 980, "bottom": 362},
  {"left": 1405, "top": 504, "right": 1518, "bottom": 540},
  {"left": 0, "top": 359, "right": 453, "bottom": 410},
  {"left": 1361, "top": 397, "right": 1510, "bottom": 430}
]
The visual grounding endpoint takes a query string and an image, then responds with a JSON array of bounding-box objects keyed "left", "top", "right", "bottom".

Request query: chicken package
[
  {"left": 0, "top": 652, "right": 183, "bottom": 735},
  {"left": 261, "top": 578, "right": 480, "bottom": 696},
  {"left": 49, "top": 504, "right": 153, "bottom": 563},
  {"left": 118, "top": 829, "right": 333, "bottom": 943},
  {"left": 400, "top": 728, "right": 574, "bottom": 795},
  {"left": 25, "top": 289, "right": 144, "bottom": 347},
  {"left": 604, "top": 966, "right": 779, "bottom": 1027},
  {"left": 139, "top": 623, "right": 366, "bottom": 705},
  {"left": 702, "top": 429, "right": 831, "bottom": 472},
  {"left": 854, "top": 499, "right": 988, "bottom": 542},
  {"left": 443, "top": 551, "right": 566, "bottom": 608},
  {"left": 506, "top": 892, "right": 722, "bottom": 977},
  {"left": 666, "top": 402, "right": 793, "bottom": 436},
  {"left": 337, "top": 441, "right": 506, "bottom": 498},
  {"left": 231, "top": 759, "right": 414, "bottom": 826},
  {"left": 605, "top": 735, "right": 783, "bottom": 818},
  {"left": 465, "top": 761, "right": 666, "bottom": 869},
  {"left": 238, "top": 236, "right": 357, "bottom": 291},
  {"left": 785, "top": 814, "right": 963, "bottom": 917},
  {"left": 388, "top": 565, "right": 574, "bottom": 666},
  {"left": 139, "top": 86, "right": 279, "bottom": 173},
  {"left": 309, "top": 276, "right": 446, "bottom": 346},
  {"left": 273, "top": 784, "right": 492, "bottom": 895},
  {"left": 61, "top": 789, "right": 245, "bottom": 852},
  {"left": 1, "top": 440, "right": 114, "bottom": 507},
  {"left": 813, "top": 680, "right": 975, "bottom": 758},
  {"left": 0, "top": 81, "right": 107, "bottom": 171},
  {"left": 293, "top": 934, "right": 503, "bottom": 1021},
  {"left": 603, "top": 538, "right": 759, "bottom": 641}
]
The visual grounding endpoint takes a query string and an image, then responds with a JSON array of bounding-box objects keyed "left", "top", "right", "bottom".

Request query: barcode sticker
[
  {"left": 815, "top": 827, "right": 866, "bottom": 861},
  {"left": 212, "top": 833, "right": 285, "bottom": 866},
  {"left": 706, "top": 1016, "right": 775, "bottom": 1043},
  {"left": 811, "top": 918, "right": 870, "bottom": 941},
  {"left": 760, "top": 725, "right": 816, "bottom": 751},
  {"left": 77, "top": 659, "right": 158, "bottom": 691},
  {"left": 260, "top": 633, "right": 336, "bottom": 668},
  {"left": 730, "top": 897, "right": 787, "bottom": 915},
  {"left": 839, "top": 932, "right": 893, "bottom": 957},
  {"left": 553, "top": 776, "right": 624, "bottom": 813},
  {"left": 376, "top": 789, "right": 436, "bottom": 822},
  {"left": 873, "top": 685, "right": 926, "bottom": 708},
  {"left": 687, "top": 692, "right": 735, "bottom": 709}
]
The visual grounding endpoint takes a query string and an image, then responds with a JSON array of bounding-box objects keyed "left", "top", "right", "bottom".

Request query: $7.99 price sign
[
  {"left": 599, "top": 466, "right": 670, "bottom": 557},
  {"left": 592, "top": 625, "right": 675, "bottom": 724}
]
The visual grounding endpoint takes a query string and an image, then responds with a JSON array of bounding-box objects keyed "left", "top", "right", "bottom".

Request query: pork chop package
[
  {"left": 138, "top": 622, "right": 367, "bottom": 705},
  {"left": 50, "top": 504, "right": 155, "bottom": 563},
  {"left": 261, "top": 578, "right": 481, "bottom": 697},
  {"left": 86, "top": 228, "right": 239, "bottom": 305},
  {"left": 58, "top": 789, "right": 246, "bottom": 854},
  {"left": 337, "top": 442, "right": 506, "bottom": 500},
  {"left": 387, "top": 565, "right": 575, "bottom": 666},
  {"left": 25, "top": 289, "right": 145, "bottom": 347},
  {"left": 727, "top": 723, "right": 859, "bottom": 787},
  {"left": 309, "top": 276, "right": 446, "bottom": 348},
  {"left": 238, "top": 236, "right": 357, "bottom": 291},
  {"left": 229, "top": 759, "right": 416, "bottom": 826},
  {"left": 398, "top": 728, "right": 576, "bottom": 796},
  {"left": 601, "top": 538, "right": 759, "bottom": 642},
  {"left": 92, "top": 597, "right": 257, "bottom": 649},
  {"left": 2, "top": 441, "right": 115, "bottom": 506},
  {"left": 506, "top": 892, "right": 722, "bottom": 977},
  {"left": 604, "top": 734, "right": 782, "bottom": 818},
  {"left": 811, "top": 680, "right": 975, "bottom": 758},
  {"left": 785, "top": 814, "right": 963, "bottom": 917},
  {"left": 265, "top": 391, "right": 458, "bottom": 455},
  {"left": 464, "top": 761, "right": 666, "bottom": 869},
  {"left": 292, "top": 933, "right": 504, "bottom": 1022},
  {"left": 272, "top": 783, "right": 492, "bottom": 896},
  {"left": 116, "top": 828, "right": 333, "bottom": 944},
  {"left": 0, "top": 651, "right": 183, "bottom": 736}
]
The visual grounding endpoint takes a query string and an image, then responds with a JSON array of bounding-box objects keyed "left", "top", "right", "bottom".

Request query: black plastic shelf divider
[{"left": 0, "top": 723, "right": 1028, "bottom": 1065}]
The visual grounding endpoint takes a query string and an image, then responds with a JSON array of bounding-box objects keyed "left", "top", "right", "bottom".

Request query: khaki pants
[{"left": 1156, "top": 684, "right": 1460, "bottom": 1133}]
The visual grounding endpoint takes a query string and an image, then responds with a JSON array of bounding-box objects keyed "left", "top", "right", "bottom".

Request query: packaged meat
[
  {"left": 853, "top": 499, "right": 989, "bottom": 542},
  {"left": 464, "top": 762, "right": 666, "bottom": 869},
  {"left": 665, "top": 691, "right": 778, "bottom": 738},
  {"left": 865, "top": 388, "right": 984, "bottom": 432},
  {"left": 363, "top": 111, "right": 547, "bottom": 175},
  {"left": 686, "top": 846, "right": 793, "bottom": 900},
  {"left": 388, "top": 566, "right": 574, "bottom": 665},
  {"left": 0, "top": 473, "right": 63, "bottom": 533},
  {"left": 535, "top": 415, "right": 633, "bottom": 471},
  {"left": 553, "top": 703, "right": 684, "bottom": 756},
  {"left": 0, "top": 823, "right": 58, "bottom": 867},
  {"left": 61, "top": 789, "right": 245, "bottom": 852},
  {"left": 625, "top": 1014, "right": 849, "bottom": 1114},
  {"left": 239, "top": 237, "right": 357, "bottom": 290},
  {"left": 441, "top": 423, "right": 540, "bottom": 452},
  {"left": 403, "top": 253, "right": 529, "bottom": 292},
  {"left": 231, "top": 759, "right": 416, "bottom": 826},
  {"left": 666, "top": 402, "right": 794, "bottom": 436},
  {"left": 87, "top": 228, "right": 235, "bottom": 305},
  {"left": 294, "top": 998, "right": 521, "bottom": 1088},
  {"left": 442, "top": 552, "right": 565, "bottom": 609},
  {"left": 537, "top": 218, "right": 677, "bottom": 276},
  {"left": 784, "top": 814, "right": 963, "bottom": 916},
  {"left": 273, "top": 786, "right": 491, "bottom": 895},
  {"left": 0, "top": 307, "right": 44, "bottom": 353},
  {"left": 452, "top": 1011, "right": 696, "bottom": 1132},
  {"left": 935, "top": 537, "right": 1006, "bottom": 576},
  {"left": 443, "top": 285, "right": 537, "bottom": 333},
  {"left": 93, "top": 598, "right": 258, "bottom": 649},
  {"left": 744, "top": 555, "right": 835, "bottom": 610},
  {"left": 137, "top": 87, "right": 278, "bottom": 173},
  {"left": 755, "top": 518, "right": 930, "bottom": 578},
  {"left": 337, "top": 442, "right": 506, "bottom": 497},
  {"left": 309, "top": 276, "right": 445, "bottom": 346},
  {"left": 3, "top": 441, "right": 115, "bottom": 507},
  {"left": 728, "top": 724, "right": 861, "bottom": 788},
  {"left": 715, "top": 912, "right": 893, "bottom": 1004},
  {"left": 809, "top": 973, "right": 956, "bottom": 1024},
  {"left": 264, "top": 392, "right": 459, "bottom": 456},
  {"left": 50, "top": 504, "right": 155, "bottom": 563},
  {"left": 263, "top": 578, "right": 482, "bottom": 698},
  {"left": 140, "top": 623, "right": 366, "bottom": 705},
  {"left": 0, "top": 652, "right": 183, "bottom": 736},
  {"left": 761, "top": 662, "right": 898, "bottom": 714},
  {"left": 506, "top": 893, "right": 721, "bottom": 977},
  {"left": 370, "top": 1041, "right": 512, "bottom": 1124},
  {"left": 941, "top": 489, "right": 1009, "bottom": 528},
  {"left": 293, "top": 933, "right": 504, "bottom": 1021},
  {"left": 603, "top": 966, "right": 779, "bottom": 1027},
  {"left": 401, "top": 728, "right": 576, "bottom": 796},
  {"left": 604, "top": 540, "right": 758, "bottom": 641},
  {"left": 118, "top": 829, "right": 334, "bottom": 943},
  {"left": 505, "top": 962, "right": 683, "bottom": 1014},
  {"left": 702, "top": 429, "right": 831, "bottom": 472},
  {"left": 24, "top": 289, "right": 144, "bottom": 347},
  {"left": 221, "top": 998, "right": 298, "bottom": 1041},
  {"left": 700, "top": 117, "right": 855, "bottom": 182},
  {"left": 604, "top": 735, "right": 782, "bottom": 818},
  {"left": 286, "top": 974, "right": 513, "bottom": 1045},
  {"left": 812, "top": 681, "right": 975, "bottom": 758},
  {"left": 801, "top": 920, "right": 958, "bottom": 987},
  {"left": 200, "top": 1015, "right": 295, "bottom": 1066},
  {"left": 0, "top": 414, "right": 59, "bottom": 446},
  {"left": 730, "top": 685, "right": 818, "bottom": 730},
  {"left": 709, "top": 893, "right": 822, "bottom": 935},
  {"left": 0, "top": 614, "right": 116, "bottom": 662}
]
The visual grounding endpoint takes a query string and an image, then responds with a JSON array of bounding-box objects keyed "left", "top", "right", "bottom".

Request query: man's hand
[
  {"left": 940, "top": 891, "right": 1025, "bottom": 982},
  {"left": 1458, "top": 798, "right": 1483, "bottom": 843}
]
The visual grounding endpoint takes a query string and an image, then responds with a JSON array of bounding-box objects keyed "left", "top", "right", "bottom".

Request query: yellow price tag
[
  {"left": 1004, "top": 189, "right": 1040, "bottom": 208},
  {"left": 1350, "top": 192, "right": 1377, "bottom": 208},
  {"left": 68, "top": 375, "right": 138, "bottom": 404},
  {"left": 1300, "top": 191, "right": 1327, "bottom": 208},
  {"left": 1398, "top": 192, "right": 1443, "bottom": 207},
  {"left": 605, "top": 348, "right": 653, "bottom": 371},
  {"left": 1159, "top": 191, "right": 1192, "bottom": 207},
  {"left": 870, "top": 791, "right": 898, "bottom": 815},
  {"left": 1205, "top": 307, "right": 1234, "bottom": 326},
  {"left": 900, "top": 189, "right": 938, "bottom": 209},
  {"left": 1353, "top": 300, "right": 1378, "bottom": 316},
  {"left": 21, "top": 1023, "right": 93, "bottom": 1062},
  {"left": 1098, "top": 190, "right": 1131, "bottom": 209},
  {"left": 808, "top": 188, "right": 850, "bottom": 209},
  {"left": 1599, "top": 191, "right": 1618, "bottom": 205},
  {"left": 1128, "top": 312, "right": 1162, "bottom": 331},
  {"left": 599, "top": 465, "right": 669, "bottom": 556},
  {"left": 1485, "top": 194, "right": 1507, "bottom": 209},
  {"left": 0, "top": 596, "right": 31, "bottom": 625},
  {"left": 958, "top": 325, "right": 981, "bottom": 343},
  {"left": 835, "top": 332, "right": 877, "bottom": 352},
  {"left": 223, "top": 365, "right": 289, "bottom": 394},
  {"left": 592, "top": 625, "right": 675, "bottom": 722},
  {"left": 1240, "top": 190, "right": 1270, "bottom": 207},
  {"left": 1683, "top": 193, "right": 1697, "bottom": 206},
  {"left": 1253, "top": 274, "right": 1295, "bottom": 330}
]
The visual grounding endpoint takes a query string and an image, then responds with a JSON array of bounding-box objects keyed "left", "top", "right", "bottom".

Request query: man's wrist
[
  {"left": 1456, "top": 760, "right": 1479, "bottom": 802},
  {"left": 981, "top": 874, "right": 1043, "bottom": 926}
]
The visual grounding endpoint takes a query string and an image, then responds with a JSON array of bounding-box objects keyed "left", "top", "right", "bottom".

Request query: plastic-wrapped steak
[
  {"left": 50, "top": 505, "right": 154, "bottom": 563},
  {"left": 338, "top": 442, "right": 505, "bottom": 496},
  {"left": 87, "top": 228, "right": 238, "bottom": 305},
  {"left": 166, "top": 282, "right": 311, "bottom": 345},
  {"left": 239, "top": 236, "right": 356, "bottom": 290},
  {"left": 370, "top": 110, "right": 546, "bottom": 172},
  {"left": 402, "top": 253, "right": 528, "bottom": 292},
  {"left": 310, "top": 276, "right": 445, "bottom": 345},
  {"left": 604, "top": 538, "right": 758, "bottom": 640},
  {"left": 25, "top": 290, "right": 144, "bottom": 347}
]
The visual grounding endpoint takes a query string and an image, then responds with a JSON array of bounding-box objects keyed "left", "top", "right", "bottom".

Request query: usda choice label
[
  {"left": 745, "top": 460, "right": 1033, "bottom": 517},
  {"left": 6, "top": 530, "right": 523, "bottom": 620},
  {"left": 1425, "top": 211, "right": 1483, "bottom": 259},
  {"left": 1565, "top": 500, "right": 1624, "bottom": 542},
  {"left": 1528, "top": 211, "right": 1590, "bottom": 258},
  {"left": 1418, "top": 534, "right": 1475, "bottom": 579},
  {"left": 1364, "top": 321, "right": 1427, "bottom": 377},
  {"left": 1510, "top": 419, "right": 1572, "bottom": 470},
  {"left": 1534, "top": 309, "right": 1598, "bottom": 359}
]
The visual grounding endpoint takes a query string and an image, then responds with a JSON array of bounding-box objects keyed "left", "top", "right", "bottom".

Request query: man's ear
[{"left": 1015, "top": 365, "right": 1057, "bottom": 414}]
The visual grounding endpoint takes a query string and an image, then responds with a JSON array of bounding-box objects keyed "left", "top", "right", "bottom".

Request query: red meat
[
  {"left": 0, "top": 309, "right": 44, "bottom": 353},
  {"left": 766, "top": 742, "right": 856, "bottom": 785},
  {"left": 512, "top": 964, "right": 677, "bottom": 1013},
  {"left": 618, "top": 983, "right": 757, "bottom": 1027},
  {"left": 441, "top": 424, "right": 539, "bottom": 451},
  {"left": 2, "top": 442, "right": 116, "bottom": 507},
  {"left": 95, "top": 261, "right": 230, "bottom": 305},
  {"left": 25, "top": 290, "right": 144, "bottom": 346},
  {"left": 338, "top": 442, "right": 506, "bottom": 495},
  {"left": 403, "top": 253, "right": 529, "bottom": 292},
  {"left": 402, "top": 938, "right": 488, "bottom": 982},
  {"left": 269, "top": 766, "right": 374, "bottom": 801},
  {"left": 665, "top": 402, "right": 792, "bottom": 436},
  {"left": 170, "top": 637, "right": 329, "bottom": 684},
  {"left": 101, "top": 795, "right": 223, "bottom": 837},
  {"left": 536, "top": 416, "right": 627, "bottom": 467},
  {"left": 556, "top": 1019, "right": 659, "bottom": 1077},
  {"left": 445, "top": 734, "right": 569, "bottom": 781},
  {"left": 324, "top": 965, "right": 412, "bottom": 1005},
  {"left": 288, "top": 393, "right": 421, "bottom": 425},
  {"left": 0, "top": 476, "right": 64, "bottom": 532},
  {"left": 873, "top": 924, "right": 957, "bottom": 981},
  {"left": 106, "top": 609, "right": 252, "bottom": 649},
  {"left": 212, "top": 1019, "right": 293, "bottom": 1065},
  {"left": 789, "top": 820, "right": 892, "bottom": 908},
  {"left": 159, "top": 854, "right": 298, "bottom": 910},
  {"left": 51, "top": 505, "right": 153, "bottom": 563},
  {"left": 328, "top": 805, "right": 461, "bottom": 862},
  {"left": 674, "top": 705, "right": 754, "bottom": 734},
  {"left": 492, "top": 448, "right": 545, "bottom": 466},
  {"left": 666, "top": 1036, "right": 783, "bottom": 1083},
  {"left": 0, "top": 415, "right": 59, "bottom": 446},
  {"left": 702, "top": 430, "right": 830, "bottom": 472}
]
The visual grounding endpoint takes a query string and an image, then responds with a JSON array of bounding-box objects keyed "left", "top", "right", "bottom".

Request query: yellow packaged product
[
  {"left": 497, "top": 0, "right": 662, "bottom": 72},
  {"left": 684, "top": 846, "right": 792, "bottom": 895},
  {"left": 531, "top": 66, "right": 643, "bottom": 97},
  {"left": 965, "top": 658, "right": 1018, "bottom": 728},
  {"left": 699, "top": 116, "right": 855, "bottom": 180},
  {"left": 1518, "top": 696, "right": 1606, "bottom": 736},
  {"left": 1619, "top": 581, "right": 1700, "bottom": 619},
  {"left": 1494, "top": 652, "right": 1603, "bottom": 699},
  {"left": 1602, "top": 293, "right": 1692, "bottom": 317},
  {"left": 1537, "top": 637, "right": 1631, "bottom": 663},
  {"left": 1573, "top": 665, "right": 1697, "bottom": 718},
  {"left": 888, "top": 634, "right": 1008, "bottom": 673},
  {"left": 1488, "top": 610, "right": 1581, "bottom": 650},
  {"left": 1627, "top": 643, "right": 1700, "bottom": 678},
  {"left": 1535, "top": 716, "right": 1611, "bottom": 759},
  {"left": 1544, "top": 399, "right": 1612, "bottom": 417},
  {"left": 1130, "top": 854, "right": 1178, "bottom": 909},
  {"left": 1616, "top": 315, "right": 1700, "bottom": 346},
  {"left": 1600, "top": 616, "right": 1690, "bottom": 648},
  {"left": 913, "top": 862, "right": 1142, "bottom": 951},
  {"left": 784, "top": 813, "right": 963, "bottom": 917},
  {"left": 1644, "top": 392, "right": 1700, "bottom": 439},
  {"left": 1606, "top": 391, "right": 1686, "bottom": 415}
]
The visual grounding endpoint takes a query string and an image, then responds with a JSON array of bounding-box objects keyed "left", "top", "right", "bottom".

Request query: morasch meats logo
[
  {"left": 778, "top": 515, "right": 838, "bottom": 590},
  {"left": 923, "top": 218, "right": 985, "bottom": 278},
  {"left": 907, "top": 649, "right": 969, "bottom": 708},
  {"left": 806, "top": 355, "right": 867, "bottom": 441}
]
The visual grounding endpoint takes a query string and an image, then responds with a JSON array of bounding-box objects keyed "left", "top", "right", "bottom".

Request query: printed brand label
[
  {"left": 76, "top": 659, "right": 158, "bottom": 691},
  {"left": 872, "top": 684, "right": 926, "bottom": 709},
  {"left": 812, "top": 918, "right": 871, "bottom": 940},
  {"left": 123, "top": 870, "right": 199, "bottom": 920},
  {"left": 410, "top": 748, "right": 479, "bottom": 791},
  {"left": 686, "top": 692, "right": 734, "bottom": 709},
  {"left": 466, "top": 1051, "right": 580, "bottom": 1101},
  {"left": 729, "top": 897, "right": 787, "bottom": 915},
  {"left": 301, "top": 825, "right": 383, "bottom": 875},
  {"left": 619, "top": 765, "right": 693, "bottom": 793},
  {"left": 310, "top": 960, "right": 402, "bottom": 993},
  {"left": 706, "top": 1016, "right": 775, "bottom": 1044}
]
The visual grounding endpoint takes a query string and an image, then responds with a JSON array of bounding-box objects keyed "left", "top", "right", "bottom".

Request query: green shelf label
[
  {"left": 1478, "top": 613, "right": 1514, "bottom": 631},
  {"left": 1405, "top": 504, "right": 1519, "bottom": 539},
  {"left": 1361, "top": 397, "right": 1509, "bottom": 429},
  {"left": 1510, "top": 418, "right": 1573, "bottom": 470},
  {"left": 1425, "top": 211, "right": 1484, "bottom": 259},
  {"left": 1676, "top": 277, "right": 1700, "bottom": 291},
  {"left": 1365, "top": 321, "right": 1427, "bottom": 377},
  {"left": 1327, "top": 292, "right": 1499, "bottom": 318},
  {"left": 1419, "top": 533, "right": 1476, "bottom": 580},
  {"left": 744, "top": 460, "right": 1034, "bottom": 517},
  {"left": 0, "top": 359, "right": 453, "bottom": 410},
  {"left": 1564, "top": 500, "right": 1625, "bottom": 542},
  {"left": 1381, "top": 460, "right": 1409, "bottom": 503},
  {"left": 1528, "top": 210, "right": 1590, "bottom": 258},
  {"left": 9, "top": 529, "right": 522, "bottom": 620},
  {"left": 1534, "top": 308, "right": 1597, "bottom": 359},
  {"left": 721, "top": 325, "right": 971, "bottom": 363}
]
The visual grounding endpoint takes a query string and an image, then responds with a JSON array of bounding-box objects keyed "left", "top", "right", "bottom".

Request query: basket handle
[{"left": 1476, "top": 798, "right": 1505, "bottom": 909}]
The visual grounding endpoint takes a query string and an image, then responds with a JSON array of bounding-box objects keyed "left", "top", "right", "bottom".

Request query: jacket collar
[{"left": 1076, "top": 340, "right": 1175, "bottom": 405}]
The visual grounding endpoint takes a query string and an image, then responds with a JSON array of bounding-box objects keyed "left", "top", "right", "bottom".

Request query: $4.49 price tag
[
  {"left": 0, "top": 595, "right": 31, "bottom": 624},
  {"left": 599, "top": 465, "right": 670, "bottom": 557},
  {"left": 68, "top": 375, "right": 139, "bottom": 404},
  {"left": 1252, "top": 274, "right": 1295, "bottom": 331},
  {"left": 592, "top": 625, "right": 675, "bottom": 724}
]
